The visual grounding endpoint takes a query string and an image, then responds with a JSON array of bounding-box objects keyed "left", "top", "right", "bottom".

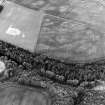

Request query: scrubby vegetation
[
  {"left": 0, "top": 40, "right": 105, "bottom": 85},
  {"left": 0, "top": 40, "right": 105, "bottom": 105}
]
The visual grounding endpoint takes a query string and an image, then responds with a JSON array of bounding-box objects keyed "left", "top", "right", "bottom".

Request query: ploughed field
[
  {"left": 1, "top": 0, "right": 105, "bottom": 105},
  {"left": 7, "top": 0, "right": 105, "bottom": 62}
]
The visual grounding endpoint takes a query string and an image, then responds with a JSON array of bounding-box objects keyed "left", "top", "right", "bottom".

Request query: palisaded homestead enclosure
[{"left": 1, "top": 0, "right": 105, "bottom": 105}]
